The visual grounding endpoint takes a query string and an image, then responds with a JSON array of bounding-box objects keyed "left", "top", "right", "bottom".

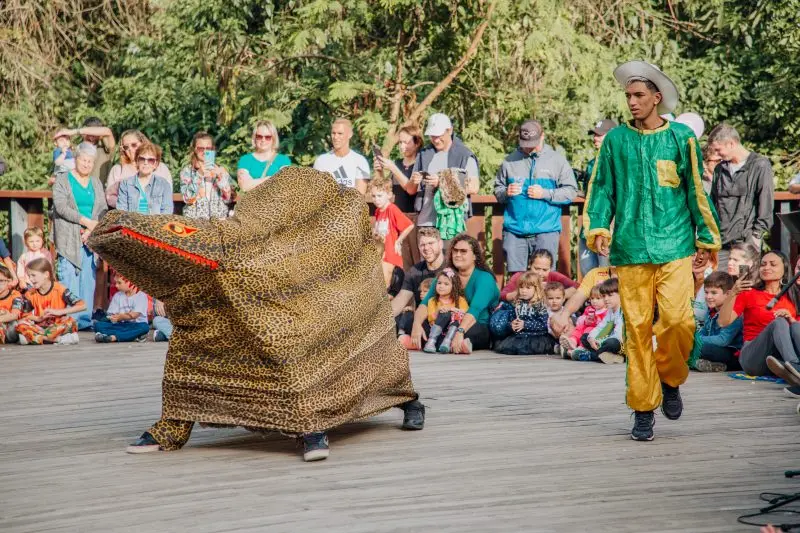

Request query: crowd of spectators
[{"left": 2, "top": 110, "right": 800, "bottom": 399}]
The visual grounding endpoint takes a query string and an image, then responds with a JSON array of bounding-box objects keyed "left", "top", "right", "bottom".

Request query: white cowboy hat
[
  {"left": 613, "top": 61, "right": 679, "bottom": 115},
  {"left": 675, "top": 112, "right": 705, "bottom": 138}
]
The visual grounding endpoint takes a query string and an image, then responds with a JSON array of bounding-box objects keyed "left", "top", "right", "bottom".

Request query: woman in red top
[
  {"left": 718, "top": 251, "right": 800, "bottom": 380},
  {"left": 501, "top": 249, "right": 578, "bottom": 302}
]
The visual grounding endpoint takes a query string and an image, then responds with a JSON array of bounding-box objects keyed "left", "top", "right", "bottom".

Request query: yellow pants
[{"left": 616, "top": 257, "right": 694, "bottom": 412}]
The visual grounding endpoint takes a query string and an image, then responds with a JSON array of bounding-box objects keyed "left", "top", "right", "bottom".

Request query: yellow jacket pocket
[{"left": 657, "top": 160, "right": 680, "bottom": 188}]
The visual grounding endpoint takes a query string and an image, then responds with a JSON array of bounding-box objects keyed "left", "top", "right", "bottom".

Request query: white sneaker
[
  {"left": 598, "top": 352, "right": 625, "bottom": 364},
  {"left": 56, "top": 333, "right": 79, "bottom": 345},
  {"left": 18, "top": 335, "right": 28, "bottom": 345}
]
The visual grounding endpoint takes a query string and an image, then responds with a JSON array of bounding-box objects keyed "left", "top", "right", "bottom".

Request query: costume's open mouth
[{"left": 104, "top": 226, "right": 219, "bottom": 270}]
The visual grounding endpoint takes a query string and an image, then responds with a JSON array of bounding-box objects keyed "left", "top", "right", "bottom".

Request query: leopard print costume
[{"left": 88, "top": 167, "right": 418, "bottom": 449}]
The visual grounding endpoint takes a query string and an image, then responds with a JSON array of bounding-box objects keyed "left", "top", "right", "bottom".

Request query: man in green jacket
[{"left": 584, "top": 61, "right": 721, "bottom": 441}]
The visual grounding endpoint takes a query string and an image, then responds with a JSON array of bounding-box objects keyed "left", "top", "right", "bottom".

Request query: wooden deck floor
[{"left": 2, "top": 336, "right": 799, "bottom": 532}]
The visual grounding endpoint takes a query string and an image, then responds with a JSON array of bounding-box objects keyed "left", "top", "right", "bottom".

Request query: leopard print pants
[{"left": 148, "top": 418, "right": 194, "bottom": 450}]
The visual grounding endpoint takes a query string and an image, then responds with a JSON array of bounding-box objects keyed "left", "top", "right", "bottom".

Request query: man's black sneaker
[
  {"left": 126, "top": 432, "right": 162, "bottom": 454},
  {"left": 631, "top": 410, "right": 655, "bottom": 441},
  {"left": 401, "top": 400, "right": 425, "bottom": 430},
  {"left": 302, "top": 432, "right": 329, "bottom": 462},
  {"left": 661, "top": 383, "right": 683, "bottom": 420},
  {"left": 784, "top": 385, "right": 800, "bottom": 399}
]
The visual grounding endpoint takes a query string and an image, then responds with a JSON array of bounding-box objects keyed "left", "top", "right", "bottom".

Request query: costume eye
[{"left": 163, "top": 221, "right": 199, "bottom": 237}]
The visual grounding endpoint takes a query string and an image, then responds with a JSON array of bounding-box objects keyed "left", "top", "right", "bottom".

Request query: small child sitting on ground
[
  {"left": 0, "top": 265, "right": 24, "bottom": 344},
  {"left": 16, "top": 227, "right": 53, "bottom": 289},
  {"left": 544, "top": 281, "right": 567, "bottom": 340},
  {"left": 558, "top": 284, "right": 608, "bottom": 358},
  {"left": 94, "top": 275, "right": 150, "bottom": 343},
  {"left": 415, "top": 268, "right": 469, "bottom": 354},
  {"left": 16, "top": 258, "right": 84, "bottom": 345},
  {"left": 691, "top": 271, "right": 743, "bottom": 372},
  {"left": 397, "top": 277, "right": 433, "bottom": 345},
  {"left": 489, "top": 272, "right": 554, "bottom": 355},
  {"left": 571, "top": 278, "right": 625, "bottom": 364},
  {"left": 53, "top": 132, "right": 75, "bottom": 175},
  {"left": 371, "top": 178, "right": 414, "bottom": 289}
]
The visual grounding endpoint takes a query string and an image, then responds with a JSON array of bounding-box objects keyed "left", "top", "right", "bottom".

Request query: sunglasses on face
[
  {"left": 138, "top": 156, "right": 157, "bottom": 165},
  {"left": 195, "top": 146, "right": 214, "bottom": 152},
  {"left": 452, "top": 247, "right": 471, "bottom": 255},
  {"left": 122, "top": 143, "right": 140, "bottom": 151},
  {"left": 255, "top": 134, "right": 273, "bottom": 141}
]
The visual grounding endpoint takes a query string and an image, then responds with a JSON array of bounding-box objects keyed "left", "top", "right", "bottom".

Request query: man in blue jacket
[{"left": 494, "top": 120, "right": 578, "bottom": 272}]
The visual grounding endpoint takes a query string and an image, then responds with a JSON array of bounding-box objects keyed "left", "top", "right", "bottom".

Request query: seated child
[
  {"left": 571, "top": 278, "right": 624, "bottom": 364},
  {"left": 0, "top": 265, "right": 24, "bottom": 344},
  {"left": 372, "top": 178, "right": 414, "bottom": 289},
  {"left": 489, "top": 272, "right": 554, "bottom": 355},
  {"left": 418, "top": 268, "right": 469, "bottom": 354},
  {"left": 16, "top": 227, "right": 53, "bottom": 289},
  {"left": 152, "top": 299, "right": 173, "bottom": 342},
  {"left": 16, "top": 258, "right": 84, "bottom": 345},
  {"left": 558, "top": 285, "right": 608, "bottom": 358},
  {"left": 53, "top": 133, "right": 75, "bottom": 175},
  {"left": 397, "top": 277, "right": 433, "bottom": 347},
  {"left": 544, "top": 281, "right": 567, "bottom": 339},
  {"left": 94, "top": 275, "right": 150, "bottom": 343},
  {"left": 691, "top": 271, "right": 743, "bottom": 372}
]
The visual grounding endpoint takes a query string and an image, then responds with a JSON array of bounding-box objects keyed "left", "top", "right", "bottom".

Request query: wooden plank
[{"left": 1, "top": 338, "right": 798, "bottom": 532}]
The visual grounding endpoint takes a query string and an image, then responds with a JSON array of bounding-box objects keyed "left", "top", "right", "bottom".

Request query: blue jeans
[
  {"left": 95, "top": 320, "right": 150, "bottom": 341},
  {"left": 578, "top": 234, "right": 610, "bottom": 277},
  {"left": 57, "top": 247, "right": 96, "bottom": 330},
  {"left": 153, "top": 316, "right": 173, "bottom": 339}
]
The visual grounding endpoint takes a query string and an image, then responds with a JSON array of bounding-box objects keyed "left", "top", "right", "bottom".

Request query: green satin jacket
[{"left": 584, "top": 120, "right": 721, "bottom": 266}]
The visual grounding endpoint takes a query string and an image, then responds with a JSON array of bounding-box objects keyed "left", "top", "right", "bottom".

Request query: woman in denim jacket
[{"left": 117, "top": 142, "right": 174, "bottom": 215}]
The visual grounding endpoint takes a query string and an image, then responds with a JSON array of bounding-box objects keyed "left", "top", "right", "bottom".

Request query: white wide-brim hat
[{"left": 613, "top": 61, "right": 679, "bottom": 115}]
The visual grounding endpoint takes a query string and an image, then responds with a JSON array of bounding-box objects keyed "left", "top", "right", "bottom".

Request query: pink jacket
[{"left": 570, "top": 306, "right": 608, "bottom": 345}]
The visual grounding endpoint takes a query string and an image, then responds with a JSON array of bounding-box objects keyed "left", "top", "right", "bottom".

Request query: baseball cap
[
  {"left": 588, "top": 119, "right": 617, "bottom": 136},
  {"left": 424, "top": 113, "right": 452, "bottom": 137},
  {"left": 519, "top": 120, "right": 543, "bottom": 149}
]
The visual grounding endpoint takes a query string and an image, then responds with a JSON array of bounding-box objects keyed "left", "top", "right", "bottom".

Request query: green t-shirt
[
  {"left": 237, "top": 153, "right": 291, "bottom": 181},
  {"left": 68, "top": 172, "right": 95, "bottom": 219},
  {"left": 422, "top": 268, "right": 500, "bottom": 325}
]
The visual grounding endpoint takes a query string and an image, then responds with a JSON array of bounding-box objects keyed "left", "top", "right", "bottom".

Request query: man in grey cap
[
  {"left": 411, "top": 113, "right": 479, "bottom": 229},
  {"left": 494, "top": 120, "right": 577, "bottom": 273}
]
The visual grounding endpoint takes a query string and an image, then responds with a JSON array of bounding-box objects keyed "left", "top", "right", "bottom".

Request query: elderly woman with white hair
[
  {"left": 236, "top": 120, "right": 292, "bottom": 192},
  {"left": 52, "top": 142, "right": 108, "bottom": 330}
]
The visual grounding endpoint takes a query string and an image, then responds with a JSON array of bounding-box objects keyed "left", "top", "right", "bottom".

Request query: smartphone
[
  {"left": 739, "top": 264, "right": 749, "bottom": 279},
  {"left": 204, "top": 150, "right": 216, "bottom": 170},
  {"left": 372, "top": 144, "right": 382, "bottom": 159}
]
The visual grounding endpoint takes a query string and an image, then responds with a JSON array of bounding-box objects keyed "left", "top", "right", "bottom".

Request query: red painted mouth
[{"left": 110, "top": 226, "right": 219, "bottom": 270}]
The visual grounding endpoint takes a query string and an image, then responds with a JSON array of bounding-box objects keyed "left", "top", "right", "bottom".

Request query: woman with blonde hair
[
  {"left": 236, "top": 120, "right": 291, "bottom": 192},
  {"left": 106, "top": 129, "right": 172, "bottom": 208},
  {"left": 180, "top": 132, "right": 233, "bottom": 220}
]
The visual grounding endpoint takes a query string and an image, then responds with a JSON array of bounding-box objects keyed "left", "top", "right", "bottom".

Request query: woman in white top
[{"left": 106, "top": 130, "right": 172, "bottom": 208}]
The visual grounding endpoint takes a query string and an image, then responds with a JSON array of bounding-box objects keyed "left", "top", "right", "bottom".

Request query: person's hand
[
  {"left": 154, "top": 300, "right": 166, "bottom": 317},
  {"left": 47, "top": 175, "right": 57, "bottom": 187},
  {"left": 44, "top": 308, "right": 63, "bottom": 318},
  {"left": 761, "top": 525, "right": 785, "bottom": 533},
  {"left": 594, "top": 235, "right": 610, "bottom": 257},
  {"left": 732, "top": 276, "right": 753, "bottom": 295},
  {"left": 394, "top": 238, "right": 404, "bottom": 255},
  {"left": 774, "top": 309, "right": 795, "bottom": 322},
  {"left": 410, "top": 322, "right": 426, "bottom": 350},
  {"left": 550, "top": 310, "right": 571, "bottom": 336},
  {"left": 588, "top": 337, "right": 599, "bottom": 350},
  {"left": 451, "top": 331, "right": 465, "bottom": 353},
  {"left": 507, "top": 182, "right": 522, "bottom": 197},
  {"left": 423, "top": 173, "right": 440, "bottom": 188},
  {"left": 511, "top": 318, "right": 524, "bottom": 332},
  {"left": 410, "top": 172, "right": 423, "bottom": 186},
  {"left": 505, "top": 290, "right": 518, "bottom": 302},
  {"left": 527, "top": 184, "right": 546, "bottom": 199},
  {"left": 403, "top": 306, "right": 413, "bottom": 313},
  {"left": 109, "top": 314, "right": 121, "bottom": 323}
]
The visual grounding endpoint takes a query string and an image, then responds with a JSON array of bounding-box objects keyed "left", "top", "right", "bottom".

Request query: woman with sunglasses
[
  {"left": 106, "top": 130, "right": 172, "bottom": 208},
  {"left": 180, "top": 132, "right": 232, "bottom": 220},
  {"left": 236, "top": 121, "right": 291, "bottom": 192},
  {"left": 117, "top": 142, "right": 174, "bottom": 216}
]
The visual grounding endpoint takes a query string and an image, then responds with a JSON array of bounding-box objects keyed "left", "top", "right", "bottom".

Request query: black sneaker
[
  {"left": 401, "top": 400, "right": 425, "bottom": 430},
  {"left": 302, "top": 432, "right": 329, "bottom": 462},
  {"left": 126, "top": 432, "right": 162, "bottom": 454},
  {"left": 661, "top": 383, "right": 683, "bottom": 420},
  {"left": 631, "top": 410, "right": 655, "bottom": 441},
  {"left": 784, "top": 385, "right": 800, "bottom": 399}
]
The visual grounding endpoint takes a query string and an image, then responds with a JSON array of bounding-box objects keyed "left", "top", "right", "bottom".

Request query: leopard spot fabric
[{"left": 88, "top": 167, "right": 418, "bottom": 434}]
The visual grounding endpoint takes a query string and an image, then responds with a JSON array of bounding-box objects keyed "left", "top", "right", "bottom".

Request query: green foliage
[{"left": 1, "top": 0, "right": 799, "bottom": 193}]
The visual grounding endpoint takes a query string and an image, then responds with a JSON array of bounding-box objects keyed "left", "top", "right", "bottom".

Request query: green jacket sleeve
[
  {"left": 582, "top": 141, "right": 614, "bottom": 252},
  {"left": 685, "top": 137, "right": 722, "bottom": 251}
]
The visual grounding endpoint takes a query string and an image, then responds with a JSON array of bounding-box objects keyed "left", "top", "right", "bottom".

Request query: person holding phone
[
  {"left": 374, "top": 125, "right": 423, "bottom": 212},
  {"left": 237, "top": 120, "right": 291, "bottom": 192},
  {"left": 180, "top": 132, "right": 232, "bottom": 220}
]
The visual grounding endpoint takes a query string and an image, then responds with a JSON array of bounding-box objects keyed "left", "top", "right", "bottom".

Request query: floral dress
[{"left": 180, "top": 165, "right": 232, "bottom": 220}]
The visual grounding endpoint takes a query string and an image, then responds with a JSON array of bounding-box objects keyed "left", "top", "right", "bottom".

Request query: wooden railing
[{"left": 3, "top": 190, "right": 800, "bottom": 287}]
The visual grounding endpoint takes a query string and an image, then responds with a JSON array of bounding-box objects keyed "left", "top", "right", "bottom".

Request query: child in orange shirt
[
  {"left": 0, "top": 265, "right": 24, "bottom": 344},
  {"left": 16, "top": 258, "right": 86, "bottom": 345},
  {"left": 421, "top": 268, "right": 469, "bottom": 354}
]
